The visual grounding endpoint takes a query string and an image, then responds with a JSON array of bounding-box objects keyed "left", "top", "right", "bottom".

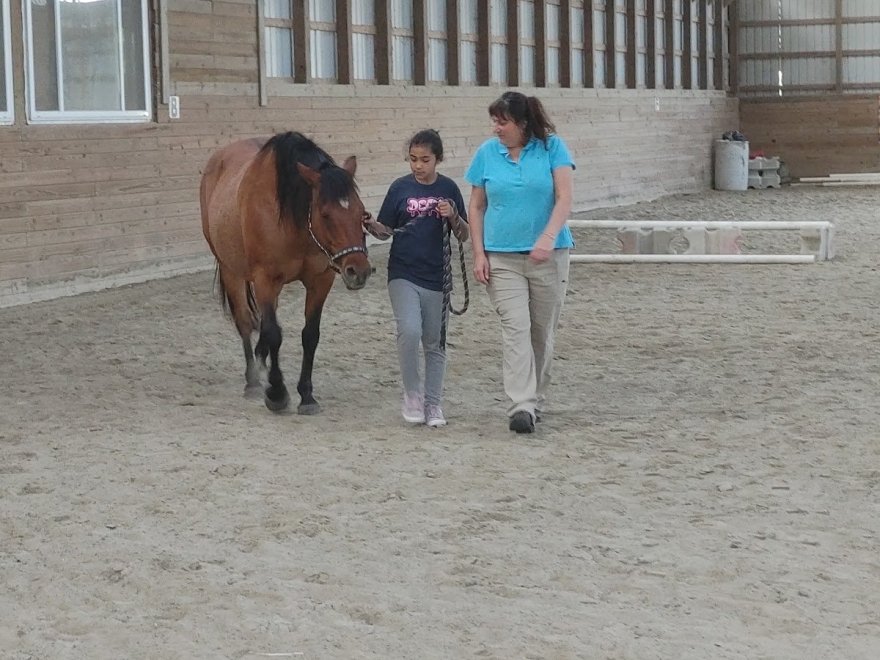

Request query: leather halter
[{"left": 306, "top": 207, "right": 368, "bottom": 273}]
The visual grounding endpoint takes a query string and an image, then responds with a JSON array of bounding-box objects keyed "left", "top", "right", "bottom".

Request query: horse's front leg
[
  {"left": 253, "top": 276, "right": 289, "bottom": 413},
  {"left": 297, "top": 273, "right": 334, "bottom": 415}
]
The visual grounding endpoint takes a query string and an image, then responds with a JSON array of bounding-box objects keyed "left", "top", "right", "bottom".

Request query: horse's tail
[{"left": 213, "top": 261, "right": 259, "bottom": 331}]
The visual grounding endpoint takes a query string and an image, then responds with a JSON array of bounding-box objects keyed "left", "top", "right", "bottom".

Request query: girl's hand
[
  {"left": 437, "top": 198, "right": 457, "bottom": 220},
  {"left": 473, "top": 253, "right": 490, "bottom": 285},
  {"left": 362, "top": 213, "right": 392, "bottom": 240}
]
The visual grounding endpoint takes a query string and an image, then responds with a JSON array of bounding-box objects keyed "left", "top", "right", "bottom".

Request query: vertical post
[
  {"left": 712, "top": 0, "right": 723, "bottom": 90},
  {"left": 646, "top": 0, "right": 656, "bottom": 89},
  {"left": 508, "top": 0, "right": 521, "bottom": 85},
  {"left": 834, "top": 0, "right": 843, "bottom": 93},
  {"left": 293, "top": 0, "right": 309, "bottom": 82},
  {"left": 447, "top": 0, "right": 461, "bottom": 85},
  {"left": 682, "top": 0, "right": 692, "bottom": 88},
  {"left": 159, "top": 0, "right": 171, "bottom": 104},
  {"left": 477, "top": 0, "right": 490, "bottom": 85},
  {"left": 625, "top": 0, "right": 636, "bottom": 88},
  {"left": 535, "top": 0, "right": 547, "bottom": 87},
  {"left": 698, "top": 0, "right": 707, "bottom": 89},
  {"left": 336, "top": 0, "right": 353, "bottom": 84},
  {"left": 414, "top": 0, "right": 427, "bottom": 84},
  {"left": 605, "top": 0, "right": 616, "bottom": 87},
  {"left": 728, "top": 0, "right": 738, "bottom": 94},
  {"left": 560, "top": 0, "right": 572, "bottom": 86},
  {"left": 375, "top": 0, "right": 392, "bottom": 84},
  {"left": 584, "top": 0, "right": 594, "bottom": 87},
  {"left": 663, "top": 0, "right": 673, "bottom": 88}
]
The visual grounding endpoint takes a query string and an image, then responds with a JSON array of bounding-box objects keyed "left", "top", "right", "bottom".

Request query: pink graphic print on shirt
[{"left": 406, "top": 196, "right": 443, "bottom": 219}]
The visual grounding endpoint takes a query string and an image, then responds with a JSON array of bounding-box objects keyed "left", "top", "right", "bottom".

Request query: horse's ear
[
  {"left": 296, "top": 162, "right": 321, "bottom": 187},
  {"left": 342, "top": 155, "right": 357, "bottom": 177}
]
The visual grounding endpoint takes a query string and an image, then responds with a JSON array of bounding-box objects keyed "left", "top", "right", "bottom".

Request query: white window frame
[
  {"left": 23, "top": 0, "right": 152, "bottom": 124},
  {"left": 1, "top": 0, "right": 12, "bottom": 124}
]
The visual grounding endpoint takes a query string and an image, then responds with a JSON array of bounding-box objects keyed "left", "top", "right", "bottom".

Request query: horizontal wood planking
[
  {"left": 741, "top": 96, "right": 880, "bottom": 178},
  {"left": 0, "top": 0, "right": 736, "bottom": 307}
]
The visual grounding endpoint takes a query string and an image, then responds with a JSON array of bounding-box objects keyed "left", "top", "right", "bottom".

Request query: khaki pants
[{"left": 486, "top": 250, "right": 570, "bottom": 419}]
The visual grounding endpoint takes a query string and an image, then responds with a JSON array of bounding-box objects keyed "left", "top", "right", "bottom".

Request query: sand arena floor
[{"left": 1, "top": 186, "right": 878, "bottom": 659}]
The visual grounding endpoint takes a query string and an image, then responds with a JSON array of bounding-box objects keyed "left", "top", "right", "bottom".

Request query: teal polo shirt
[{"left": 465, "top": 134, "right": 576, "bottom": 252}]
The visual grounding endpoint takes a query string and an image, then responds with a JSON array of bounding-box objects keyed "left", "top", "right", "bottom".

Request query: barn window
[
  {"left": 23, "top": 0, "right": 151, "bottom": 124},
  {"left": 264, "top": 0, "right": 294, "bottom": 78},
  {"left": 490, "top": 0, "right": 508, "bottom": 83},
  {"left": 309, "top": 0, "right": 338, "bottom": 81},
  {"left": 426, "top": 0, "right": 447, "bottom": 83},
  {"left": 459, "top": 0, "right": 478, "bottom": 83},
  {"left": 352, "top": 0, "right": 376, "bottom": 81},
  {"left": 1, "top": 0, "right": 12, "bottom": 124},
  {"left": 392, "top": 0, "right": 414, "bottom": 82}
]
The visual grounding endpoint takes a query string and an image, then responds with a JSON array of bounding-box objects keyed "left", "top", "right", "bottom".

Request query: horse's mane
[{"left": 260, "top": 132, "right": 358, "bottom": 228}]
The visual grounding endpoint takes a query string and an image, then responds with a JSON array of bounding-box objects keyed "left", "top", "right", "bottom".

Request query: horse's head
[{"left": 296, "top": 157, "right": 371, "bottom": 290}]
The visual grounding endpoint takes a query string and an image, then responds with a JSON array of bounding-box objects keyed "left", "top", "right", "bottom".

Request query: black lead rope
[{"left": 440, "top": 219, "right": 470, "bottom": 350}]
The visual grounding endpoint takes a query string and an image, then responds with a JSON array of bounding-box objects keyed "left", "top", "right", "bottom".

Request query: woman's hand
[
  {"left": 473, "top": 252, "right": 490, "bottom": 284},
  {"left": 530, "top": 232, "right": 556, "bottom": 263}
]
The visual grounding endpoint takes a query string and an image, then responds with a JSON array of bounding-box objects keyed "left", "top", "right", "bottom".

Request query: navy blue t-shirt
[{"left": 378, "top": 173, "right": 467, "bottom": 291}]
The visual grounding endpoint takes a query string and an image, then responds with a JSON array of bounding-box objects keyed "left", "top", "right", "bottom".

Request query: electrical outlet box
[{"left": 169, "top": 96, "right": 180, "bottom": 120}]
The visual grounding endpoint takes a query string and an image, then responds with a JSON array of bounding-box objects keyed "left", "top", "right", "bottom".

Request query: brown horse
[{"left": 199, "top": 131, "right": 372, "bottom": 414}]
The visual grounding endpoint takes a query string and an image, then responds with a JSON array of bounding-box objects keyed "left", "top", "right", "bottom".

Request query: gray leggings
[{"left": 387, "top": 278, "right": 447, "bottom": 406}]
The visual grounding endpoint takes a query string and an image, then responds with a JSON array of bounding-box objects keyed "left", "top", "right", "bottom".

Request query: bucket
[{"left": 714, "top": 139, "right": 749, "bottom": 191}]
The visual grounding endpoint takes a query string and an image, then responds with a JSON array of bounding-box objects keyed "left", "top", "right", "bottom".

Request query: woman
[{"left": 464, "top": 91, "right": 575, "bottom": 434}]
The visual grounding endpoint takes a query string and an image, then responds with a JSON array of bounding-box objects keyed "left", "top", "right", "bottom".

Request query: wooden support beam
[
  {"left": 560, "top": 0, "right": 572, "bottom": 86},
  {"left": 293, "top": 0, "right": 309, "bottom": 82},
  {"left": 414, "top": 0, "right": 427, "bottom": 84},
  {"left": 682, "top": 0, "right": 692, "bottom": 88},
  {"left": 713, "top": 0, "right": 724, "bottom": 90},
  {"left": 663, "top": 0, "right": 674, "bottom": 88},
  {"left": 625, "top": 0, "right": 636, "bottom": 88},
  {"left": 336, "top": 0, "right": 353, "bottom": 84},
  {"left": 584, "top": 1, "right": 594, "bottom": 88},
  {"left": 535, "top": 0, "right": 547, "bottom": 87},
  {"left": 728, "top": 0, "right": 738, "bottom": 94},
  {"left": 507, "top": 0, "right": 521, "bottom": 86},
  {"left": 646, "top": 0, "right": 656, "bottom": 89},
  {"left": 447, "top": 0, "right": 461, "bottom": 85},
  {"left": 698, "top": 0, "right": 708, "bottom": 89},
  {"left": 477, "top": 0, "right": 490, "bottom": 85},
  {"left": 605, "top": 1, "right": 616, "bottom": 87},
  {"left": 375, "top": 0, "right": 392, "bottom": 85}
]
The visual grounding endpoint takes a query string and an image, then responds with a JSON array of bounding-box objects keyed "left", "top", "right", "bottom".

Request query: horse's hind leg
[
  {"left": 217, "top": 266, "right": 262, "bottom": 398},
  {"left": 253, "top": 275, "right": 290, "bottom": 413}
]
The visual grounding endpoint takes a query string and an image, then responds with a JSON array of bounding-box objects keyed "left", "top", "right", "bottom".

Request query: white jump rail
[
  {"left": 570, "top": 254, "right": 815, "bottom": 264},
  {"left": 568, "top": 219, "right": 834, "bottom": 263}
]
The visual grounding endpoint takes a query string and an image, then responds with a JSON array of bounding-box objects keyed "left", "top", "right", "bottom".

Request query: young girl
[{"left": 364, "top": 130, "right": 468, "bottom": 427}]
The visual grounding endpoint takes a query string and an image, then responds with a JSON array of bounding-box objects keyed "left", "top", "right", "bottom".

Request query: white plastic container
[{"left": 714, "top": 139, "right": 749, "bottom": 191}]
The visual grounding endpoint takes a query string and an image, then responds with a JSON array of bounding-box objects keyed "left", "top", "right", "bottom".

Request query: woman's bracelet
[{"left": 542, "top": 231, "right": 556, "bottom": 240}]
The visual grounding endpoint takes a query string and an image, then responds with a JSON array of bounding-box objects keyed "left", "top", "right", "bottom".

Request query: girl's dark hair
[
  {"left": 408, "top": 129, "right": 444, "bottom": 162},
  {"left": 488, "top": 91, "right": 556, "bottom": 145}
]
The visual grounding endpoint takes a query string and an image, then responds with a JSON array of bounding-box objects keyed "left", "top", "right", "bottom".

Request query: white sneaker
[
  {"left": 425, "top": 404, "right": 447, "bottom": 427},
  {"left": 402, "top": 392, "right": 425, "bottom": 424}
]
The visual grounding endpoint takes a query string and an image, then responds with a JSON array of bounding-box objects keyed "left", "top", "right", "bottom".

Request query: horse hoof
[
  {"left": 244, "top": 384, "right": 263, "bottom": 400},
  {"left": 297, "top": 402, "right": 321, "bottom": 415},
  {"left": 264, "top": 391, "right": 290, "bottom": 413}
]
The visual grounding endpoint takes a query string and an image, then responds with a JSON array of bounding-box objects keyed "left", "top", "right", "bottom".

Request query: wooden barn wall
[
  {"left": 740, "top": 96, "right": 880, "bottom": 179},
  {"left": 0, "top": 1, "right": 737, "bottom": 308}
]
